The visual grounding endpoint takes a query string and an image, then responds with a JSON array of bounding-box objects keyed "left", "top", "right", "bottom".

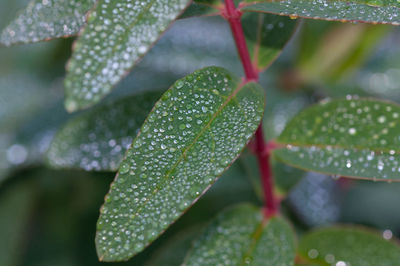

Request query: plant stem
[{"left": 223, "top": 0, "right": 278, "bottom": 217}]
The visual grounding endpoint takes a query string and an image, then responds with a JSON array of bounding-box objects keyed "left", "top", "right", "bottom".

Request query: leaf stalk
[{"left": 223, "top": 0, "right": 278, "bottom": 217}]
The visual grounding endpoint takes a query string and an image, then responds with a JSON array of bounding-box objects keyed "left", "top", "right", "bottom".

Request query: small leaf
[
  {"left": 184, "top": 204, "right": 296, "bottom": 265},
  {"left": 298, "top": 226, "right": 400, "bottom": 265},
  {"left": 64, "top": 0, "right": 192, "bottom": 112},
  {"left": 242, "top": 12, "right": 298, "bottom": 71},
  {"left": 241, "top": 0, "right": 400, "bottom": 25},
  {"left": 0, "top": 0, "right": 96, "bottom": 46},
  {"left": 46, "top": 92, "right": 161, "bottom": 171},
  {"left": 275, "top": 98, "right": 400, "bottom": 181},
  {"left": 95, "top": 67, "right": 265, "bottom": 261}
]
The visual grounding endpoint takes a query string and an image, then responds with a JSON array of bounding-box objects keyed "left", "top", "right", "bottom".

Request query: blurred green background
[{"left": 2, "top": 1, "right": 400, "bottom": 265}]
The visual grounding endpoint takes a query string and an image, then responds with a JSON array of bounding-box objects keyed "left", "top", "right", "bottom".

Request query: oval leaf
[
  {"left": 241, "top": 0, "right": 400, "bottom": 25},
  {"left": 0, "top": 0, "right": 96, "bottom": 46},
  {"left": 95, "top": 67, "right": 265, "bottom": 261},
  {"left": 46, "top": 92, "right": 161, "bottom": 171},
  {"left": 298, "top": 226, "right": 400, "bottom": 265},
  {"left": 242, "top": 12, "right": 298, "bottom": 71},
  {"left": 64, "top": 0, "right": 192, "bottom": 112},
  {"left": 184, "top": 204, "right": 296, "bottom": 265},
  {"left": 275, "top": 98, "right": 400, "bottom": 181}
]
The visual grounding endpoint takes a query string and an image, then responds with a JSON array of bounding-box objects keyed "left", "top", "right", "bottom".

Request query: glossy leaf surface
[
  {"left": 241, "top": 0, "right": 400, "bottom": 25},
  {"left": 0, "top": 0, "right": 96, "bottom": 46},
  {"left": 47, "top": 92, "right": 161, "bottom": 171},
  {"left": 298, "top": 227, "right": 400, "bottom": 265},
  {"left": 275, "top": 98, "right": 400, "bottom": 181},
  {"left": 184, "top": 204, "right": 296, "bottom": 265},
  {"left": 95, "top": 67, "right": 265, "bottom": 261},
  {"left": 242, "top": 12, "right": 297, "bottom": 71},
  {"left": 64, "top": 0, "right": 191, "bottom": 112}
]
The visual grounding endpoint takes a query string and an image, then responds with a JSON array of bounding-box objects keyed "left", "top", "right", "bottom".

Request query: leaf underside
[
  {"left": 298, "top": 226, "right": 400, "bottom": 265},
  {"left": 242, "top": 12, "right": 298, "bottom": 71},
  {"left": 64, "top": 0, "right": 192, "bottom": 112},
  {"left": 275, "top": 98, "right": 400, "bottom": 181},
  {"left": 184, "top": 204, "right": 296, "bottom": 265},
  {"left": 0, "top": 0, "right": 96, "bottom": 46},
  {"left": 95, "top": 66, "right": 265, "bottom": 261},
  {"left": 241, "top": 0, "right": 400, "bottom": 25},
  {"left": 46, "top": 92, "right": 161, "bottom": 172}
]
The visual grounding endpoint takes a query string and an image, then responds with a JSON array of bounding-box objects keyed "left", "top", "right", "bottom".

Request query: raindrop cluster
[
  {"left": 185, "top": 204, "right": 295, "bottom": 266},
  {"left": 47, "top": 92, "right": 160, "bottom": 171},
  {"left": 276, "top": 98, "right": 400, "bottom": 181},
  {"left": 0, "top": 0, "right": 96, "bottom": 46},
  {"left": 64, "top": 0, "right": 191, "bottom": 111},
  {"left": 243, "top": 0, "right": 400, "bottom": 25},
  {"left": 95, "top": 67, "right": 264, "bottom": 261}
]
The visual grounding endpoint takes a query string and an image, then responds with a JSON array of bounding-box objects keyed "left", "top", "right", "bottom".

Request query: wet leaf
[
  {"left": 0, "top": 0, "right": 96, "bottom": 46},
  {"left": 64, "top": 0, "right": 192, "bottom": 112},
  {"left": 242, "top": 12, "right": 298, "bottom": 71},
  {"left": 184, "top": 204, "right": 296, "bottom": 265},
  {"left": 46, "top": 92, "right": 161, "bottom": 172},
  {"left": 95, "top": 67, "right": 265, "bottom": 261},
  {"left": 241, "top": 0, "right": 400, "bottom": 25},
  {"left": 298, "top": 227, "right": 400, "bottom": 265},
  {"left": 275, "top": 98, "right": 400, "bottom": 181}
]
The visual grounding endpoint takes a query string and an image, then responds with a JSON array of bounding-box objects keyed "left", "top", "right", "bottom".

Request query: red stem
[
  {"left": 223, "top": 0, "right": 278, "bottom": 217},
  {"left": 223, "top": 0, "right": 258, "bottom": 81}
]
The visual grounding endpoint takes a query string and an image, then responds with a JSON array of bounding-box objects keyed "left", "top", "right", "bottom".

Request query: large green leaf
[
  {"left": 242, "top": 12, "right": 298, "bottom": 71},
  {"left": 274, "top": 98, "right": 400, "bottom": 181},
  {"left": 0, "top": 0, "right": 96, "bottom": 46},
  {"left": 241, "top": 0, "right": 400, "bottom": 25},
  {"left": 46, "top": 92, "right": 160, "bottom": 172},
  {"left": 298, "top": 227, "right": 400, "bottom": 265},
  {"left": 95, "top": 67, "right": 265, "bottom": 261},
  {"left": 184, "top": 204, "right": 296, "bottom": 265},
  {"left": 64, "top": 0, "right": 192, "bottom": 112}
]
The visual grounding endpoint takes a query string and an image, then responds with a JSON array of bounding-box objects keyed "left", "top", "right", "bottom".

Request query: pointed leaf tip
[{"left": 64, "top": 0, "right": 192, "bottom": 111}]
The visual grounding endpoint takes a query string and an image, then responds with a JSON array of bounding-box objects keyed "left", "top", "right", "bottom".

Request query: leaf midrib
[{"left": 129, "top": 79, "right": 248, "bottom": 220}]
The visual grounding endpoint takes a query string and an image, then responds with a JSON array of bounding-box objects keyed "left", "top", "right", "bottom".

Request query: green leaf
[
  {"left": 298, "top": 226, "right": 400, "bottom": 265},
  {"left": 241, "top": 0, "right": 400, "bottom": 25},
  {"left": 275, "top": 98, "right": 400, "bottom": 181},
  {"left": 64, "top": 0, "right": 192, "bottom": 112},
  {"left": 184, "top": 204, "right": 296, "bottom": 265},
  {"left": 0, "top": 0, "right": 96, "bottom": 46},
  {"left": 46, "top": 92, "right": 161, "bottom": 172},
  {"left": 180, "top": 0, "right": 221, "bottom": 18},
  {"left": 242, "top": 12, "right": 298, "bottom": 71},
  {"left": 95, "top": 67, "right": 265, "bottom": 261}
]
